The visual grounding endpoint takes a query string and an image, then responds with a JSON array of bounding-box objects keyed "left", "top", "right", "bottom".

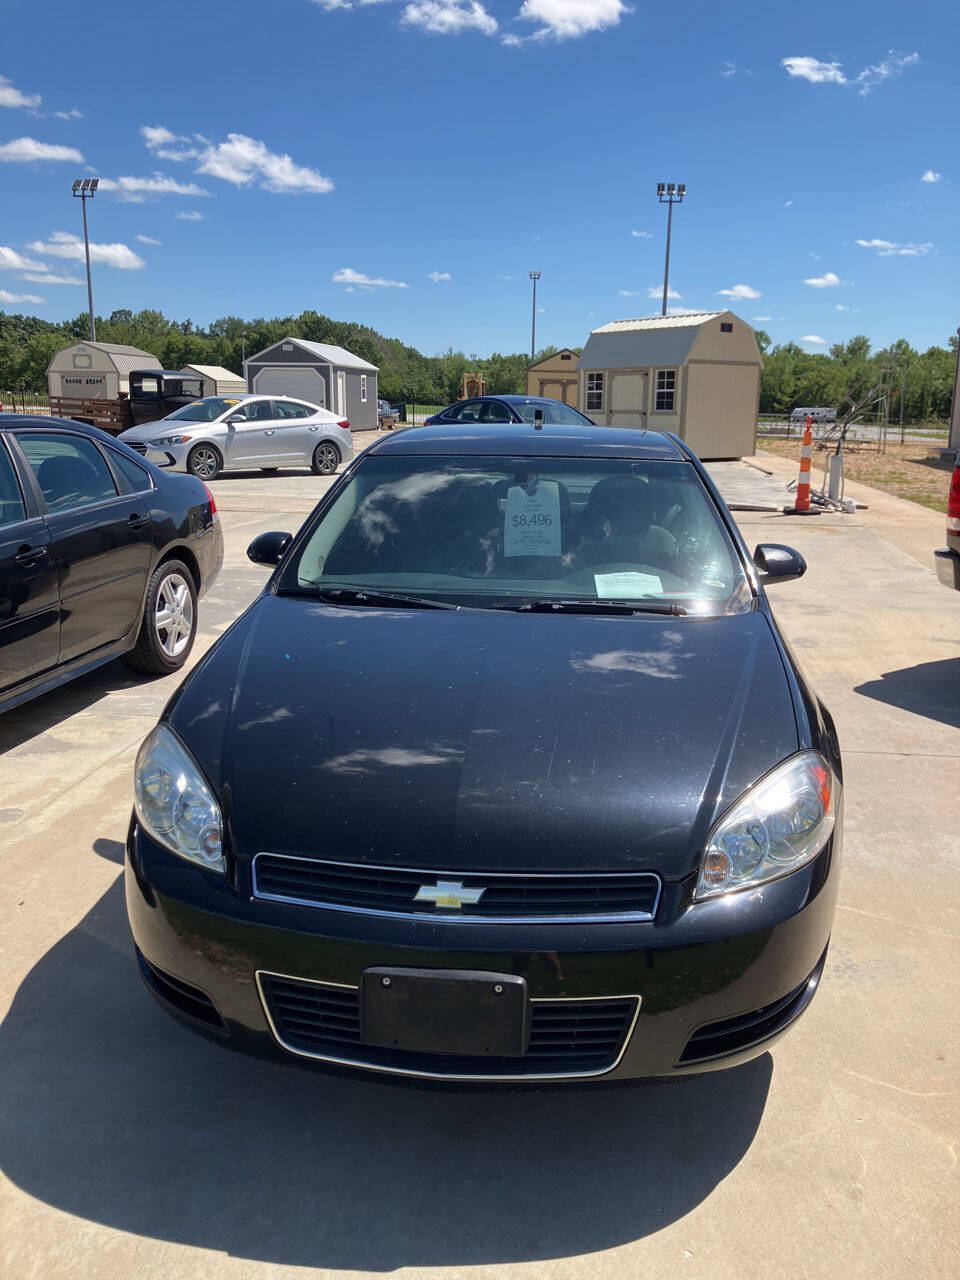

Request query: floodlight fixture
[
  {"left": 656, "top": 181, "right": 687, "bottom": 317},
  {"left": 72, "top": 179, "right": 82, "bottom": 193}
]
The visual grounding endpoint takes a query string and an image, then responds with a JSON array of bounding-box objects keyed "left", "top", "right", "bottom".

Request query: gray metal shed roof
[
  {"left": 181, "top": 364, "right": 245, "bottom": 381},
  {"left": 251, "top": 336, "right": 378, "bottom": 372},
  {"left": 577, "top": 312, "right": 725, "bottom": 371}
]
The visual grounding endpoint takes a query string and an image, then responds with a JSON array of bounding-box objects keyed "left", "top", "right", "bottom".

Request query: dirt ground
[{"left": 758, "top": 437, "right": 955, "bottom": 514}]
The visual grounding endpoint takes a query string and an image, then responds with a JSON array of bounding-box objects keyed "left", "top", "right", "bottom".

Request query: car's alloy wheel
[
  {"left": 122, "top": 559, "right": 199, "bottom": 675},
  {"left": 155, "top": 572, "right": 195, "bottom": 659},
  {"left": 312, "top": 442, "right": 341, "bottom": 475},
  {"left": 187, "top": 444, "right": 221, "bottom": 481}
]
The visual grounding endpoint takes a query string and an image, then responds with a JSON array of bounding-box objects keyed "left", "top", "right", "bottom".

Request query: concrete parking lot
[{"left": 1, "top": 440, "right": 957, "bottom": 1280}]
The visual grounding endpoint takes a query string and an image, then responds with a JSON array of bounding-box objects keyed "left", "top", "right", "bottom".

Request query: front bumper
[{"left": 126, "top": 821, "right": 841, "bottom": 1083}]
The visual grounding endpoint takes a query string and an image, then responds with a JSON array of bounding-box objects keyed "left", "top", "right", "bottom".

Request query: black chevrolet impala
[{"left": 127, "top": 423, "right": 842, "bottom": 1083}]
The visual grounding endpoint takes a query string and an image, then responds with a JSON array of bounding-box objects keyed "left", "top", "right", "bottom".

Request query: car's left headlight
[
  {"left": 150, "top": 434, "right": 192, "bottom": 446},
  {"left": 695, "top": 751, "right": 837, "bottom": 900},
  {"left": 134, "top": 724, "right": 225, "bottom": 873}
]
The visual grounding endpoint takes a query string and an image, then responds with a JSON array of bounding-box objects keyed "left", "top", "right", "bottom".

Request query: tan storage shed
[
  {"left": 46, "top": 340, "right": 161, "bottom": 401},
  {"left": 576, "top": 311, "right": 762, "bottom": 459},
  {"left": 525, "top": 349, "right": 581, "bottom": 408},
  {"left": 179, "top": 364, "right": 246, "bottom": 397}
]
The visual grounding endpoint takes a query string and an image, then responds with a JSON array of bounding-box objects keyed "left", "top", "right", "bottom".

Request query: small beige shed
[
  {"left": 576, "top": 311, "right": 762, "bottom": 458},
  {"left": 46, "top": 341, "right": 161, "bottom": 401},
  {"left": 179, "top": 364, "right": 246, "bottom": 397},
  {"left": 525, "top": 349, "right": 581, "bottom": 408}
]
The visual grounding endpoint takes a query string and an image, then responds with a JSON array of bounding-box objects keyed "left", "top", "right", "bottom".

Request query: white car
[{"left": 118, "top": 394, "right": 355, "bottom": 481}]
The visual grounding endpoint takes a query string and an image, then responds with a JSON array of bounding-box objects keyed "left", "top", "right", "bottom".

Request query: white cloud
[
  {"left": 427, "top": 270, "right": 451, "bottom": 282},
  {"left": 784, "top": 200, "right": 794, "bottom": 207},
  {"left": 0, "top": 246, "right": 48, "bottom": 272},
  {"left": 804, "top": 270, "right": 844, "bottom": 287},
  {"left": 97, "top": 174, "right": 210, "bottom": 201},
  {"left": 781, "top": 56, "right": 846, "bottom": 85},
  {"left": 0, "top": 75, "right": 41, "bottom": 111},
  {"left": 646, "top": 285, "right": 680, "bottom": 299},
  {"left": 781, "top": 50, "right": 919, "bottom": 96},
  {"left": 28, "top": 231, "right": 145, "bottom": 270},
  {"left": 668, "top": 306, "right": 703, "bottom": 316},
  {"left": 175, "top": 210, "right": 206, "bottom": 221},
  {"left": 333, "top": 267, "right": 409, "bottom": 289},
  {"left": 719, "top": 61, "right": 737, "bottom": 77},
  {"left": 618, "top": 289, "right": 640, "bottom": 296},
  {"left": 753, "top": 314, "right": 773, "bottom": 322},
  {"left": 835, "top": 304, "right": 859, "bottom": 312},
  {"left": 855, "top": 238, "right": 932, "bottom": 257},
  {"left": 402, "top": 0, "right": 497, "bottom": 34},
  {"left": 0, "top": 137, "right": 83, "bottom": 163},
  {"left": 196, "top": 133, "right": 334, "bottom": 192},
  {"left": 537, "top": 306, "right": 545, "bottom": 313},
  {"left": 921, "top": 169, "right": 941, "bottom": 183},
  {"left": 717, "top": 283, "right": 761, "bottom": 300},
  {"left": 508, "top": 0, "right": 626, "bottom": 42},
  {"left": 21, "top": 272, "right": 83, "bottom": 285},
  {"left": 801, "top": 335, "right": 827, "bottom": 344},
  {"left": 631, "top": 229, "right": 651, "bottom": 238},
  {"left": 143, "top": 125, "right": 334, "bottom": 193},
  {"left": 0, "top": 289, "right": 44, "bottom": 304},
  {"left": 136, "top": 234, "right": 162, "bottom": 245},
  {"left": 51, "top": 108, "right": 83, "bottom": 121}
]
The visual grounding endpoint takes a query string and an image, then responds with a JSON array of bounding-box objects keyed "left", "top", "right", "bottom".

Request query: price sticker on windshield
[
  {"left": 505, "top": 481, "right": 562, "bottom": 557},
  {"left": 594, "top": 571, "right": 663, "bottom": 598}
]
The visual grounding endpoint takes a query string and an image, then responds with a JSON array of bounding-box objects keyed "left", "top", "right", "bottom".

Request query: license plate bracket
[{"left": 360, "top": 967, "right": 530, "bottom": 1057}]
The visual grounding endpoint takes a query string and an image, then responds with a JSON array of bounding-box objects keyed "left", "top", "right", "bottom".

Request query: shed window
[
  {"left": 654, "top": 369, "right": 676, "bottom": 412},
  {"left": 360, "top": 374, "right": 367, "bottom": 403},
  {"left": 561, "top": 352, "right": 572, "bottom": 361},
  {"left": 720, "top": 322, "right": 733, "bottom": 333},
  {"left": 585, "top": 372, "right": 604, "bottom": 412}
]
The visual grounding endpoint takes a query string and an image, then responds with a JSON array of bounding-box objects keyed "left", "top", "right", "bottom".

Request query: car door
[
  {"left": 13, "top": 430, "right": 154, "bottom": 663},
  {"left": 272, "top": 400, "right": 319, "bottom": 464},
  {"left": 0, "top": 434, "right": 60, "bottom": 693},
  {"left": 221, "top": 399, "right": 280, "bottom": 469}
]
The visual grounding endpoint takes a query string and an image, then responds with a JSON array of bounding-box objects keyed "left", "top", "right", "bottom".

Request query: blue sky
[{"left": 1, "top": 0, "right": 956, "bottom": 357}]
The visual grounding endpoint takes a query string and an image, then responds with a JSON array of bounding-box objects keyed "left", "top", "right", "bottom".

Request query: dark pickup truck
[{"left": 49, "top": 370, "right": 204, "bottom": 435}]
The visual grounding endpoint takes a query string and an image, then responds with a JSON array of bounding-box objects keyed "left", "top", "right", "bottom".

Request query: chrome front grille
[
  {"left": 257, "top": 971, "right": 640, "bottom": 1080},
  {"left": 252, "top": 853, "right": 661, "bottom": 923}
]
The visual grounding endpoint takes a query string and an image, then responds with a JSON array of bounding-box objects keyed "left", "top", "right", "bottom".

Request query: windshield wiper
[
  {"left": 513, "top": 598, "right": 687, "bottom": 616},
  {"left": 283, "top": 585, "right": 460, "bottom": 611}
]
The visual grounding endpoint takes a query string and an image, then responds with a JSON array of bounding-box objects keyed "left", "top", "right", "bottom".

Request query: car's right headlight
[
  {"left": 150, "top": 434, "right": 193, "bottom": 446},
  {"left": 695, "top": 751, "right": 837, "bottom": 900},
  {"left": 134, "top": 724, "right": 225, "bottom": 873}
]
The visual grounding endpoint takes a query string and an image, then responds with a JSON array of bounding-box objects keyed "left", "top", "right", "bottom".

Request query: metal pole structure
[
  {"left": 72, "top": 178, "right": 99, "bottom": 341},
  {"left": 529, "top": 271, "right": 541, "bottom": 363},
  {"left": 949, "top": 326, "right": 960, "bottom": 455},
  {"left": 657, "top": 183, "right": 686, "bottom": 317}
]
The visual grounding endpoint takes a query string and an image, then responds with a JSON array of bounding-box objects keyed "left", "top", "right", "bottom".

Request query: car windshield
[
  {"left": 278, "top": 454, "right": 752, "bottom": 615},
  {"left": 512, "top": 401, "right": 593, "bottom": 426},
  {"left": 165, "top": 397, "right": 246, "bottom": 422}
]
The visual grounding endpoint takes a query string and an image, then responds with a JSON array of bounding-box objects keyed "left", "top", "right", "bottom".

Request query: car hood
[
  {"left": 168, "top": 596, "right": 799, "bottom": 881},
  {"left": 119, "top": 418, "right": 213, "bottom": 443}
]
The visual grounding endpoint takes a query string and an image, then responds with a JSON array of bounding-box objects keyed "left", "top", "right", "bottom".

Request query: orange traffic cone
[{"left": 783, "top": 415, "right": 821, "bottom": 515}]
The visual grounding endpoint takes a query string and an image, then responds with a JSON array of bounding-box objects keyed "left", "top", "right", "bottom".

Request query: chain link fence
[
  {"left": 756, "top": 415, "right": 949, "bottom": 447},
  {"left": 1, "top": 390, "right": 51, "bottom": 415}
]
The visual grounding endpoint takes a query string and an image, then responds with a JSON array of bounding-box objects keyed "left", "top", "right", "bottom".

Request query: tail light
[
  {"left": 338, "top": 419, "right": 351, "bottom": 431},
  {"left": 202, "top": 482, "right": 218, "bottom": 519},
  {"left": 948, "top": 465, "right": 960, "bottom": 536}
]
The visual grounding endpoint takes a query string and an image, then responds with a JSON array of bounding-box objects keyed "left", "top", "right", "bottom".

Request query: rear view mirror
[
  {"left": 247, "top": 531, "right": 292, "bottom": 566},
  {"left": 753, "top": 543, "right": 806, "bottom": 584}
]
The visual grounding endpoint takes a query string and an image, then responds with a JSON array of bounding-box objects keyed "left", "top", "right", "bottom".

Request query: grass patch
[{"left": 760, "top": 440, "right": 955, "bottom": 514}]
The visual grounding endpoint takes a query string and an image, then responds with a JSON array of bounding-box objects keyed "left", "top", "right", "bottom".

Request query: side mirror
[
  {"left": 247, "top": 531, "right": 292, "bottom": 566},
  {"left": 753, "top": 543, "right": 807, "bottom": 584}
]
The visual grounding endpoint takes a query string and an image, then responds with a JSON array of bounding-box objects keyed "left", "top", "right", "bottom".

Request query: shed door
[{"left": 254, "top": 366, "right": 326, "bottom": 408}]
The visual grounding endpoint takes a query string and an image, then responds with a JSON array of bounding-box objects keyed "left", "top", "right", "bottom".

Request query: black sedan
[
  {"left": 1, "top": 414, "right": 223, "bottom": 714},
  {"left": 126, "top": 422, "right": 841, "bottom": 1083},
  {"left": 423, "top": 395, "right": 594, "bottom": 428}
]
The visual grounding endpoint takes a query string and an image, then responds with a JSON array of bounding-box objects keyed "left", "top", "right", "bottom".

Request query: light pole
[
  {"left": 529, "top": 271, "right": 541, "bottom": 362},
  {"left": 656, "top": 182, "right": 686, "bottom": 317},
  {"left": 949, "top": 326, "right": 960, "bottom": 455},
  {"left": 72, "top": 178, "right": 99, "bottom": 341}
]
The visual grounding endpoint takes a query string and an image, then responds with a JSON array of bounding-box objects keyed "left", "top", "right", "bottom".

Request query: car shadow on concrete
[
  {"left": 0, "top": 661, "right": 142, "bottom": 755},
  {"left": 854, "top": 657, "right": 960, "bottom": 731},
  {"left": 0, "top": 874, "right": 772, "bottom": 1270}
]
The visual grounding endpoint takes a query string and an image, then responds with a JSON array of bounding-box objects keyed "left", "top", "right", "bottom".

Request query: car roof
[
  {"left": 0, "top": 412, "right": 105, "bottom": 435},
  {"left": 370, "top": 422, "right": 685, "bottom": 460}
]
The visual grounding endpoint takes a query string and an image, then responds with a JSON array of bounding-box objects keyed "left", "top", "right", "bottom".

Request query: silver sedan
[{"left": 119, "top": 394, "right": 355, "bottom": 481}]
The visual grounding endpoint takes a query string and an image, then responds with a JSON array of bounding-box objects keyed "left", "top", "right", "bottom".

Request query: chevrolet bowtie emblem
[{"left": 414, "top": 879, "right": 485, "bottom": 910}]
